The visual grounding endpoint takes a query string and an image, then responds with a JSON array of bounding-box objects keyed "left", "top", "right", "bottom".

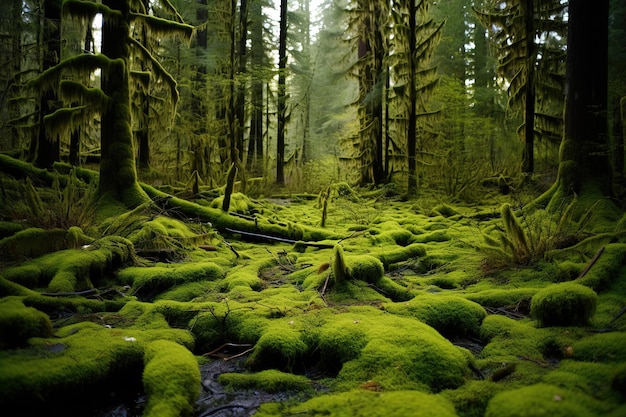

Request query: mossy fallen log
[{"left": 141, "top": 184, "right": 341, "bottom": 243}]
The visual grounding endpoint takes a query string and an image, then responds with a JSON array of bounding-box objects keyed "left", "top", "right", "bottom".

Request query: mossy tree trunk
[
  {"left": 276, "top": 0, "right": 287, "bottom": 186},
  {"left": 99, "top": 0, "right": 149, "bottom": 208},
  {"left": 34, "top": 0, "right": 61, "bottom": 169},
  {"left": 546, "top": 0, "right": 612, "bottom": 209}
]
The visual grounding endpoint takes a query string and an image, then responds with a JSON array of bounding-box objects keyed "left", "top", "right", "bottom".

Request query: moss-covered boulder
[
  {"left": 484, "top": 383, "right": 595, "bottom": 417},
  {"left": 530, "top": 282, "right": 597, "bottom": 327},
  {"left": 142, "top": 339, "right": 201, "bottom": 417},
  {"left": 256, "top": 389, "right": 459, "bottom": 417},
  {"left": 0, "top": 298, "right": 53, "bottom": 348}
]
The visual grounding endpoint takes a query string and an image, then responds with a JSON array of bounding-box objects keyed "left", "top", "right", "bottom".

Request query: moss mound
[
  {"left": 0, "top": 298, "right": 53, "bottom": 348},
  {"left": 218, "top": 369, "right": 312, "bottom": 393},
  {"left": 384, "top": 295, "right": 487, "bottom": 337},
  {"left": 256, "top": 389, "right": 458, "bottom": 417},
  {"left": 485, "top": 383, "right": 595, "bottom": 417},
  {"left": 142, "top": 339, "right": 201, "bottom": 417},
  {"left": 530, "top": 282, "right": 597, "bottom": 327},
  {"left": 572, "top": 332, "right": 626, "bottom": 363}
]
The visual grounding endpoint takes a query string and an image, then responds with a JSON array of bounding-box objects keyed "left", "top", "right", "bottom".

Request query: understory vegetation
[{"left": 0, "top": 159, "right": 625, "bottom": 417}]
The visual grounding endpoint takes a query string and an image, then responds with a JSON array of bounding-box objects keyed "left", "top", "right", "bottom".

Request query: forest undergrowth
[{"left": 0, "top": 158, "right": 625, "bottom": 417}]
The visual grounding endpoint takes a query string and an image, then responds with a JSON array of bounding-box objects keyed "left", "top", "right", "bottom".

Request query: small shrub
[{"left": 530, "top": 282, "right": 597, "bottom": 327}]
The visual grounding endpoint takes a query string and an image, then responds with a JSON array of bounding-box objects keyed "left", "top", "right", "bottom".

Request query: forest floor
[{"left": 1, "top": 160, "right": 625, "bottom": 417}]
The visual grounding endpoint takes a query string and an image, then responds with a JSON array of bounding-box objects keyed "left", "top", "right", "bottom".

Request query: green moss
[
  {"left": 611, "top": 363, "right": 626, "bottom": 396},
  {"left": 479, "top": 315, "right": 549, "bottom": 361},
  {"left": 441, "top": 380, "right": 503, "bottom": 417},
  {"left": 346, "top": 254, "right": 384, "bottom": 283},
  {"left": 485, "top": 383, "right": 596, "bottom": 417},
  {"left": 0, "top": 321, "right": 144, "bottom": 411},
  {"left": 142, "top": 340, "right": 200, "bottom": 417},
  {"left": 530, "top": 282, "right": 597, "bottom": 327},
  {"left": 211, "top": 192, "right": 251, "bottom": 214},
  {"left": 247, "top": 323, "right": 309, "bottom": 372},
  {"left": 384, "top": 295, "right": 487, "bottom": 337},
  {"left": 218, "top": 369, "right": 312, "bottom": 393},
  {"left": 2, "top": 264, "right": 43, "bottom": 287},
  {"left": 572, "top": 332, "right": 626, "bottom": 363},
  {"left": 156, "top": 281, "right": 215, "bottom": 302},
  {"left": 374, "top": 243, "right": 427, "bottom": 269},
  {"left": 256, "top": 389, "right": 458, "bottom": 417},
  {"left": 0, "top": 298, "right": 53, "bottom": 348},
  {"left": 543, "top": 360, "right": 617, "bottom": 401},
  {"left": 118, "top": 261, "right": 223, "bottom": 297},
  {"left": 464, "top": 288, "right": 538, "bottom": 308},
  {"left": 576, "top": 244, "right": 626, "bottom": 290},
  {"left": 0, "top": 227, "right": 84, "bottom": 261},
  {"left": 333, "top": 244, "right": 348, "bottom": 285}
]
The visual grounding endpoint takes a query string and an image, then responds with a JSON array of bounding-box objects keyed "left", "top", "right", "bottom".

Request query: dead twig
[
  {"left": 577, "top": 246, "right": 605, "bottom": 279},
  {"left": 202, "top": 342, "right": 254, "bottom": 360}
]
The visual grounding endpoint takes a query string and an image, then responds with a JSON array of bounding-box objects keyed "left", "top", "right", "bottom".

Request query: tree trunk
[
  {"left": 235, "top": 0, "right": 248, "bottom": 159},
  {"left": 521, "top": 0, "right": 535, "bottom": 177},
  {"left": 406, "top": 0, "right": 418, "bottom": 196},
  {"left": 35, "top": 0, "right": 61, "bottom": 169},
  {"left": 247, "top": 0, "right": 264, "bottom": 175},
  {"left": 98, "top": 0, "right": 148, "bottom": 208},
  {"left": 276, "top": 0, "right": 287, "bottom": 185},
  {"left": 549, "top": 0, "right": 611, "bottom": 206}
]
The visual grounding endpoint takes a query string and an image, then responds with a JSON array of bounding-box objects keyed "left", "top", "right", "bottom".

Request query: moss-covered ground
[{"left": 1, "top": 167, "right": 625, "bottom": 416}]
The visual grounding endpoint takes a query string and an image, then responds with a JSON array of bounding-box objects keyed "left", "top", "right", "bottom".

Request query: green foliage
[
  {"left": 484, "top": 383, "right": 596, "bottom": 417},
  {"left": 142, "top": 340, "right": 200, "bottom": 417},
  {"left": 218, "top": 369, "right": 312, "bottom": 393},
  {"left": 0, "top": 298, "right": 53, "bottom": 348},
  {"left": 256, "top": 389, "right": 458, "bottom": 417},
  {"left": 481, "top": 200, "right": 596, "bottom": 270},
  {"left": 4, "top": 172, "right": 97, "bottom": 231},
  {"left": 530, "top": 282, "right": 597, "bottom": 327}
]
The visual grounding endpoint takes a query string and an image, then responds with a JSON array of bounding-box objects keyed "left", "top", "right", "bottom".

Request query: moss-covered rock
[
  {"left": 142, "top": 339, "right": 200, "bottom": 417},
  {"left": 484, "top": 383, "right": 596, "bottom": 417},
  {"left": 530, "top": 282, "right": 597, "bottom": 327},
  {"left": 256, "top": 389, "right": 458, "bottom": 417}
]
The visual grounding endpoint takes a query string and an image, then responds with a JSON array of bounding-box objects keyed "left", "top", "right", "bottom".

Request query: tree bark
[
  {"left": 553, "top": 0, "right": 611, "bottom": 199},
  {"left": 98, "top": 0, "right": 148, "bottom": 208},
  {"left": 276, "top": 0, "right": 287, "bottom": 185}
]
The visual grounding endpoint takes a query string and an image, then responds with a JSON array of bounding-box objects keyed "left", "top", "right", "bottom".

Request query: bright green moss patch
[
  {"left": 218, "top": 369, "right": 312, "bottom": 393},
  {"left": 373, "top": 243, "right": 427, "bottom": 269},
  {"left": 572, "top": 332, "right": 626, "bottom": 363},
  {"left": 0, "top": 321, "right": 145, "bottom": 411},
  {"left": 256, "top": 389, "right": 458, "bottom": 417},
  {"left": 576, "top": 244, "right": 626, "bottom": 290},
  {"left": 543, "top": 360, "right": 617, "bottom": 401},
  {"left": 0, "top": 297, "right": 53, "bottom": 348},
  {"left": 142, "top": 339, "right": 201, "bottom": 417},
  {"left": 384, "top": 295, "right": 487, "bottom": 337},
  {"left": 464, "top": 288, "right": 538, "bottom": 308},
  {"left": 485, "top": 383, "right": 596, "bottom": 417},
  {"left": 247, "top": 323, "right": 309, "bottom": 372},
  {"left": 118, "top": 261, "right": 223, "bottom": 297},
  {"left": 0, "top": 227, "right": 82, "bottom": 261},
  {"left": 441, "top": 380, "right": 503, "bottom": 417},
  {"left": 531, "top": 282, "right": 597, "bottom": 327}
]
